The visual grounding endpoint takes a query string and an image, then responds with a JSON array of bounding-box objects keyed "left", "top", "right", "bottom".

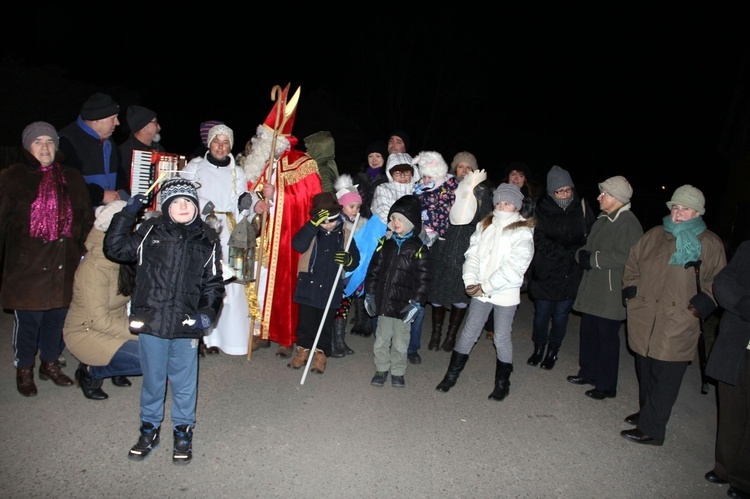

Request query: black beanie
[
  {"left": 365, "top": 140, "right": 388, "bottom": 159},
  {"left": 389, "top": 129, "right": 410, "bottom": 153},
  {"left": 126, "top": 105, "right": 156, "bottom": 134},
  {"left": 80, "top": 92, "right": 120, "bottom": 120}
]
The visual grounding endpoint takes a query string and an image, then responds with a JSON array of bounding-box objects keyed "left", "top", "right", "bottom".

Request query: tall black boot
[
  {"left": 172, "top": 424, "right": 193, "bottom": 465},
  {"left": 436, "top": 351, "right": 470, "bottom": 392},
  {"left": 428, "top": 305, "right": 447, "bottom": 351},
  {"left": 331, "top": 318, "right": 353, "bottom": 358},
  {"left": 527, "top": 343, "right": 546, "bottom": 366},
  {"left": 540, "top": 346, "right": 559, "bottom": 370},
  {"left": 75, "top": 363, "right": 108, "bottom": 400},
  {"left": 488, "top": 360, "right": 513, "bottom": 401},
  {"left": 441, "top": 305, "right": 467, "bottom": 352}
]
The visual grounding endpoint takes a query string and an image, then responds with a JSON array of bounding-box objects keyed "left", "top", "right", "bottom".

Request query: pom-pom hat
[{"left": 335, "top": 174, "right": 362, "bottom": 206}]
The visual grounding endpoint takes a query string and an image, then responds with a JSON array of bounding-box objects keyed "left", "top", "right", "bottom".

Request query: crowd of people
[{"left": 0, "top": 89, "right": 747, "bottom": 496}]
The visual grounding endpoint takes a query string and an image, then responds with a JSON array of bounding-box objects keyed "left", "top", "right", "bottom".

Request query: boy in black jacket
[
  {"left": 104, "top": 178, "right": 224, "bottom": 465},
  {"left": 287, "top": 192, "right": 360, "bottom": 374},
  {"left": 364, "top": 195, "right": 431, "bottom": 387}
]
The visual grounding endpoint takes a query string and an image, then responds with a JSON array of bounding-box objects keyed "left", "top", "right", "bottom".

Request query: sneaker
[
  {"left": 128, "top": 422, "right": 160, "bottom": 461},
  {"left": 371, "top": 371, "right": 388, "bottom": 387},
  {"left": 391, "top": 375, "right": 405, "bottom": 388},
  {"left": 407, "top": 352, "right": 422, "bottom": 365}
]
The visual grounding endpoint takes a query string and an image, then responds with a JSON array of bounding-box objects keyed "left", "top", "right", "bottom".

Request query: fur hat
[
  {"left": 207, "top": 124, "right": 234, "bottom": 149},
  {"left": 80, "top": 92, "right": 119, "bottom": 120},
  {"left": 309, "top": 191, "right": 342, "bottom": 219},
  {"left": 493, "top": 183, "right": 524, "bottom": 210},
  {"left": 126, "top": 105, "right": 156, "bottom": 134},
  {"left": 546, "top": 165, "right": 574, "bottom": 195},
  {"left": 200, "top": 120, "right": 224, "bottom": 147},
  {"left": 599, "top": 176, "right": 633, "bottom": 204},
  {"left": 365, "top": 140, "right": 388, "bottom": 160},
  {"left": 94, "top": 200, "right": 127, "bottom": 232},
  {"left": 450, "top": 152, "right": 478, "bottom": 174},
  {"left": 335, "top": 174, "right": 362, "bottom": 206},
  {"left": 22, "top": 121, "right": 58, "bottom": 150},
  {"left": 160, "top": 178, "right": 200, "bottom": 222},
  {"left": 388, "top": 129, "right": 410, "bottom": 153},
  {"left": 667, "top": 184, "right": 705, "bottom": 215},
  {"left": 386, "top": 153, "right": 413, "bottom": 173},
  {"left": 413, "top": 151, "right": 448, "bottom": 179}
]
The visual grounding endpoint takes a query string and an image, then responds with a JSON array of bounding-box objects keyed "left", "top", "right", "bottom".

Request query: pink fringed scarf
[{"left": 29, "top": 163, "right": 73, "bottom": 242}]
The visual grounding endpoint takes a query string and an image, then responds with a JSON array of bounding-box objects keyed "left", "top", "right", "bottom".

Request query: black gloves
[
  {"left": 311, "top": 209, "right": 329, "bottom": 227},
  {"left": 364, "top": 294, "right": 377, "bottom": 317},
  {"left": 622, "top": 286, "right": 637, "bottom": 307},
  {"left": 334, "top": 251, "right": 353, "bottom": 267},
  {"left": 578, "top": 250, "right": 592, "bottom": 271},
  {"left": 125, "top": 194, "right": 148, "bottom": 216}
]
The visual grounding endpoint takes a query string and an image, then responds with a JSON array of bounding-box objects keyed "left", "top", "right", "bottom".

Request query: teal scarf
[{"left": 662, "top": 215, "right": 706, "bottom": 266}]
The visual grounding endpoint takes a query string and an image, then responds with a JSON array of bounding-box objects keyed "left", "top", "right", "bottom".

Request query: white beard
[
  {"left": 243, "top": 125, "right": 291, "bottom": 184},
  {"left": 152, "top": 133, "right": 161, "bottom": 144}
]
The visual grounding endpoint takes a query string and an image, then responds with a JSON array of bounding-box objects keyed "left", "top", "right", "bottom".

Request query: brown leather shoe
[
  {"left": 311, "top": 349, "right": 327, "bottom": 374},
  {"left": 16, "top": 366, "right": 38, "bottom": 397},
  {"left": 287, "top": 346, "right": 310, "bottom": 369},
  {"left": 276, "top": 345, "right": 293, "bottom": 358},
  {"left": 251, "top": 336, "right": 271, "bottom": 352},
  {"left": 39, "top": 360, "right": 74, "bottom": 386}
]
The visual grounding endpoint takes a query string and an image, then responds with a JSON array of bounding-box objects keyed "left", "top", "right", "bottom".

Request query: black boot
[
  {"left": 436, "top": 351, "right": 470, "bottom": 392},
  {"left": 173, "top": 424, "right": 193, "bottom": 465},
  {"left": 428, "top": 305, "right": 447, "bottom": 351},
  {"left": 488, "top": 360, "right": 513, "bottom": 401},
  {"left": 75, "top": 363, "right": 108, "bottom": 400},
  {"left": 331, "top": 318, "right": 353, "bottom": 358},
  {"left": 527, "top": 343, "right": 546, "bottom": 366},
  {"left": 128, "top": 422, "right": 160, "bottom": 461},
  {"left": 540, "top": 347, "right": 559, "bottom": 370},
  {"left": 441, "top": 305, "right": 467, "bottom": 352}
]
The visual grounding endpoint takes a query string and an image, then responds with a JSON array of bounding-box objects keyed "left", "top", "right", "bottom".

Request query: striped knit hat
[
  {"left": 200, "top": 120, "right": 224, "bottom": 147},
  {"left": 160, "top": 178, "right": 200, "bottom": 223}
]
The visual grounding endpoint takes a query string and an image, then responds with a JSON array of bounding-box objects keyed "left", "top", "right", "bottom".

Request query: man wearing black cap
[
  {"left": 118, "top": 105, "right": 166, "bottom": 176},
  {"left": 59, "top": 92, "right": 128, "bottom": 207}
]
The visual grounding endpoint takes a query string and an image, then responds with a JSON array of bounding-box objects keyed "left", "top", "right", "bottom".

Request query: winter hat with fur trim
[
  {"left": 126, "top": 105, "right": 156, "bottom": 134},
  {"left": 22, "top": 121, "right": 58, "bottom": 150},
  {"left": 207, "top": 124, "right": 234, "bottom": 149},
  {"left": 413, "top": 151, "right": 448, "bottom": 179},
  {"left": 450, "top": 152, "right": 478, "bottom": 174},
  {"left": 598, "top": 175, "right": 633, "bottom": 204},
  {"left": 94, "top": 200, "right": 127, "bottom": 232},
  {"left": 80, "top": 92, "right": 119, "bottom": 120},
  {"left": 667, "top": 184, "right": 705, "bottom": 215},
  {"left": 493, "top": 183, "right": 524, "bottom": 210},
  {"left": 546, "top": 165, "right": 574, "bottom": 195}
]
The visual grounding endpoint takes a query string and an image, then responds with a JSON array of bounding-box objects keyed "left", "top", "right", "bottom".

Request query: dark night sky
[{"left": 1, "top": 7, "right": 748, "bottom": 232}]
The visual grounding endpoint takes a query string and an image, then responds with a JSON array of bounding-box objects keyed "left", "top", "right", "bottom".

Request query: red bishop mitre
[{"left": 263, "top": 83, "right": 300, "bottom": 137}]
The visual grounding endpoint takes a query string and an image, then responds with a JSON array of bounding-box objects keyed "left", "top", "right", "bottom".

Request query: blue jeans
[
  {"left": 531, "top": 298, "right": 575, "bottom": 348},
  {"left": 88, "top": 340, "right": 142, "bottom": 379},
  {"left": 407, "top": 306, "right": 425, "bottom": 355},
  {"left": 13, "top": 308, "right": 67, "bottom": 367},
  {"left": 139, "top": 334, "right": 199, "bottom": 428}
]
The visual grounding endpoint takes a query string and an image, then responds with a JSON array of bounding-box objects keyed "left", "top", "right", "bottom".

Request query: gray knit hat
[
  {"left": 207, "top": 124, "right": 234, "bottom": 149},
  {"left": 667, "top": 184, "right": 705, "bottom": 215},
  {"left": 492, "top": 183, "right": 524, "bottom": 210},
  {"left": 546, "top": 165, "right": 574, "bottom": 195},
  {"left": 450, "top": 151, "right": 478, "bottom": 174},
  {"left": 22, "top": 121, "right": 58, "bottom": 150},
  {"left": 598, "top": 176, "right": 633, "bottom": 204}
]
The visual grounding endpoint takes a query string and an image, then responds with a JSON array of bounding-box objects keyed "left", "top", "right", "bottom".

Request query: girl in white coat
[{"left": 436, "top": 183, "right": 535, "bottom": 400}]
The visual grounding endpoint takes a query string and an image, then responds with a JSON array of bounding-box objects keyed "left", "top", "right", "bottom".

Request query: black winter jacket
[
  {"left": 365, "top": 195, "right": 431, "bottom": 318},
  {"left": 103, "top": 210, "right": 225, "bottom": 339},
  {"left": 528, "top": 193, "right": 596, "bottom": 301}
]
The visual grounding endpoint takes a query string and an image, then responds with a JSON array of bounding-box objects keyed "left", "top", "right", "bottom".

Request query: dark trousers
[
  {"left": 13, "top": 308, "right": 67, "bottom": 367},
  {"left": 715, "top": 349, "right": 750, "bottom": 492},
  {"left": 532, "top": 298, "right": 575, "bottom": 348},
  {"left": 634, "top": 353, "right": 688, "bottom": 441},
  {"left": 577, "top": 313, "right": 622, "bottom": 392},
  {"left": 295, "top": 303, "right": 334, "bottom": 357}
]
